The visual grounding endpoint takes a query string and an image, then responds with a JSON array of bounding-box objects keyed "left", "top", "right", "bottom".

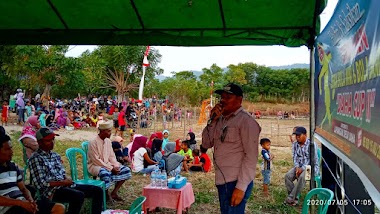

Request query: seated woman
[
  {"left": 151, "top": 139, "right": 163, "bottom": 162},
  {"left": 111, "top": 136, "right": 130, "bottom": 165},
  {"left": 130, "top": 136, "right": 158, "bottom": 174},
  {"left": 156, "top": 142, "right": 185, "bottom": 176},
  {"left": 186, "top": 132, "right": 197, "bottom": 151},
  {"left": 18, "top": 116, "right": 41, "bottom": 159}
]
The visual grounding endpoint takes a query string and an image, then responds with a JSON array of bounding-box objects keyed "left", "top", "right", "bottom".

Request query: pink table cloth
[{"left": 143, "top": 182, "right": 195, "bottom": 214}]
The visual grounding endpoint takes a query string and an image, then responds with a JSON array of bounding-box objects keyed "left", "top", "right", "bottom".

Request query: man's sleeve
[
  {"left": 236, "top": 118, "right": 260, "bottom": 192},
  {"left": 201, "top": 124, "right": 216, "bottom": 149},
  {"left": 28, "top": 156, "right": 50, "bottom": 190},
  {"left": 292, "top": 143, "right": 299, "bottom": 168}
]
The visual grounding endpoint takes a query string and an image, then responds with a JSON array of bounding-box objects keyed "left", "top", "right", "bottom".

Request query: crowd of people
[{"left": 0, "top": 83, "right": 319, "bottom": 214}]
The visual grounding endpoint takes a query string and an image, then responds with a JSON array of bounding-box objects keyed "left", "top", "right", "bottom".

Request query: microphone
[{"left": 207, "top": 112, "right": 217, "bottom": 125}]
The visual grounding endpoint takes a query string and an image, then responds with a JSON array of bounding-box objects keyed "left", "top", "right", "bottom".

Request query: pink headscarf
[
  {"left": 130, "top": 136, "right": 148, "bottom": 159},
  {"left": 19, "top": 116, "right": 40, "bottom": 141}
]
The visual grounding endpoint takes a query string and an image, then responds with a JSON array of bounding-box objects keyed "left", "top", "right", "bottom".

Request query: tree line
[{"left": 0, "top": 45, "right": 310, "bottom": 106}]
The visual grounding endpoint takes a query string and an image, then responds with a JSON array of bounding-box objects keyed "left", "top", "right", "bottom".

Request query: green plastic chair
[
  {"left": 129, "top": 196, "right": 146, "bottom": 214},
  {"left": 65, "top": 148, "right": 107, "bottom": 211},
  {"left": 81, "top": 141, "right": 97, "bottom": 179},
  {"left": 301, "top": 188, "right": 334, "bottom": 214},
  {"left": 81, "top": 141, "right": 89, "bottom": 157}
]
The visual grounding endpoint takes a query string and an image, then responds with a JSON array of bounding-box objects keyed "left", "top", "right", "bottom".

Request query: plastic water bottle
[
  {"left": 151, "top": 170, "right": 157, "bottom": 188},
  {"left": 161, "top": 170, "right": 168, "bottom": 189}
]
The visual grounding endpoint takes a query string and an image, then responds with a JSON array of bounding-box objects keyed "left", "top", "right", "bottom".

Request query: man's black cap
[
  {"left": 215, "top": 83, "right": 243, "bottom": 97},
  {"left": 293, "top": 127, "right": 307, "bottom": 135}
]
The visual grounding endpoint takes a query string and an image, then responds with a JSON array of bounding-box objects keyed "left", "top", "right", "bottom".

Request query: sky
[{"left": 66, "top": 0, "right": 338, "bottom": 76}]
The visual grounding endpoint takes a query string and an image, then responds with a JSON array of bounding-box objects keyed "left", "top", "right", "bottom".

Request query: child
[
  {"left": 111, "top": 136, "right": 130, "bottom": 165},
  {"left": 188, "top": 149, "right": 202, "bottom": 171},
  {"left": 25, "top": 101, "right": 32, "bottom": 119},
  {"left": 118, "top": 109, "right": 126, "bottom": 137},
  {"left": 1, "top": 101, "right": 9, "bottom": 126},
  {"left": 178, "top": 140, "right": 193, "bottom": 172},
  {"left": 260, "top": 138, "right": 274, "bottom": 196},
  {"left": 188, "top": 145, "right": 212, "bottom": 172},
  {"left": 113, "top": 107, "right": 119, "bottom": 136}
]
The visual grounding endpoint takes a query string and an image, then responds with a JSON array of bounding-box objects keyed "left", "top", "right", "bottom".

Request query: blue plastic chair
[
  {"left": 129, "top": 196, "right": 146, "bottom": 214},
  {"left": 65, "top": 148, "right": 107, "bottom": 211},
  {"left": 302, "top": 188, "right": 334, "bottom": 214}
]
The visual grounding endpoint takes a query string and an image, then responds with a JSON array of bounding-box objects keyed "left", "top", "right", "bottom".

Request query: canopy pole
[{"left": 309, "top": 46, "right": 316, "bottom": 191}]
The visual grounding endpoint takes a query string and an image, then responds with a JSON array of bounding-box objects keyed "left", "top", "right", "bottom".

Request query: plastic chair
[
  {"left": 301, "top": 188, "right": 334, "bottom": 214},
  {"left": 81, "top": 141, "right": 89, "bottom": 157},
  {"left": 65, "top": 148, "right": 107, "bottom": 211},
  {"left": 129, "top": 196, "right": 146, "bottom": 214},
  {"left": 81, "top": 141, "right": 96, "bottom": 179}
]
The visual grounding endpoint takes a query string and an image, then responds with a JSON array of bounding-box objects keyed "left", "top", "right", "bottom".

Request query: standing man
[
  {"left": 284, "top": 126, "right": 319, "bottom": 206},
  {"left": 202, "top": 83, "right": 261, "bottom": 214},
  {"left": 88, "top": 121, "right": 132, "bottom": 202},
  {"left": 28, "top": 127, "right": 103, "bottom": 214}
]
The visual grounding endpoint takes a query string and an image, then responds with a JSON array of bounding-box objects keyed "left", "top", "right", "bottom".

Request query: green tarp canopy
[{"left": 0, "top": 0, "right": 326, "bottom": 47}]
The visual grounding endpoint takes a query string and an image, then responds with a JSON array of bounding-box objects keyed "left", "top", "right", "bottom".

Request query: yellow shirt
[{"left": 178, "top": 149, "right": 193, "bottom": 160}]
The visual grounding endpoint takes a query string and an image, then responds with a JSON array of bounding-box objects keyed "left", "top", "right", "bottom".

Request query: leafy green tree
[
  {"left": 81, "top": 46, "right": 162, "bottom": 102},
  {"left": 199, "top": 63, "right": 226, "bottom": 89},
  {"left": 3, "top": 45, "right": 82, "bottom": 108},
  {"left": 225, "top": 64, "right": 247, "bottom": 85}
]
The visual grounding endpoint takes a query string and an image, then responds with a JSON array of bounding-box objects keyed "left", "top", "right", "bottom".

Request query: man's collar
[
  {"left": 37, "top": 148, "right": 52, "bottom": 155},
  {"left": 223, "top": 106, "right": 243, "bottom": 119}
]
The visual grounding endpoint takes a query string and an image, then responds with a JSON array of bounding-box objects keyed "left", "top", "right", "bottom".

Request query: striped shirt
[
  {"left": 0, "top": 161, "right": 25, "bottom": 213},
  {"left": 261, "top": 149, "right": 271, "bottom": 170},
  {"left": 28, "top": 149, "right": 66, "bottom": 198},
  {"left": 292, "top": 138, "right": 319, "bottom": 174}
]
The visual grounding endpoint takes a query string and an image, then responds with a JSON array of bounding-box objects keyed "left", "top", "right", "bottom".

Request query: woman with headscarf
[
  {"left": 160, "top": 142, "right": 185, "bottom": 176},
  {"left": 130, "top": 136, "right": 157, "bottom": 174},
  {"left": 161, "top": 130, "right": 170, "bottom": 152},
  {"left": 155, "top": 132, "right": 163, "bottom": 140},
  {"left": 146, "top": 133, "right": 158, "bottom": 149},
  {"left": 151, "top": 139, "right": 163, "bottom": 162},
  {"left": 56, "top": 110, "right": 68, "bottom": 128},
  {"left": 18, "top": 116, "right": 41, "bottom": 158},
  {"left": 187, "top": 132, "right": 197, "bottom": 150}
]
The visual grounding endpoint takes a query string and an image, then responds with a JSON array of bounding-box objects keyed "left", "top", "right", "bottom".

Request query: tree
[
  {"left": 82, "top": 46, "right": 163, "bottom": 103},
  {"left": 199, "top": 64, "right": 226, "bottom": 89},
  {"left": 225, "top": 64, "right": 247, "bottom": 85},
  {"left": 3, "top": 45, "right": 82, "bottom": 108}
]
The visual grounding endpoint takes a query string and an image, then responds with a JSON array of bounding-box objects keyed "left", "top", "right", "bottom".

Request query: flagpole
[{"left": 138, "top": 46, "right": 150, "bottom": 100}]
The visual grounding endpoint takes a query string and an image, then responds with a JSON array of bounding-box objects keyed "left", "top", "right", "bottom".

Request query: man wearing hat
[
  {"left": 202, "top": 83, "right": 261, "bottom": 214},
  {"left": 284, "top": 126, "right": 319, "bottom": 206},
  {"left": 88, "top": 121, "right": 132, "bottom": 202},
  {"left": 28, "top": 127, "right": 103, "bottom": 214}
]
